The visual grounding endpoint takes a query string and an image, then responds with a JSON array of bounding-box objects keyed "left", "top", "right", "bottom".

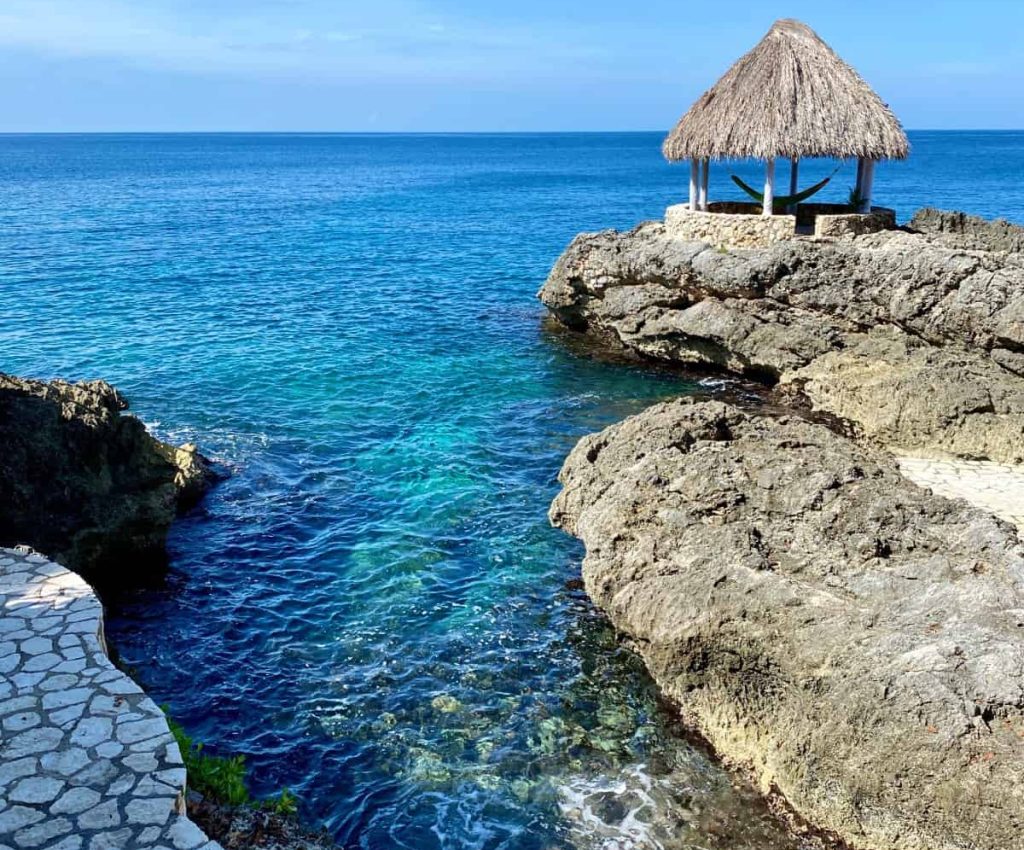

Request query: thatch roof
[{"left": 663, "top": 19, "right": 909, "bottom": 162}]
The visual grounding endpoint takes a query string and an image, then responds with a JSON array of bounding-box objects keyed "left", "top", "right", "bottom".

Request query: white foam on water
[{"left": 557, "top": 764, "right": 672, "bottom": 850}]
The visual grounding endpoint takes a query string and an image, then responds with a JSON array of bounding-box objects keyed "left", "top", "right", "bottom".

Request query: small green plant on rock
[
  {"left": 166, "top": 711, "right": 250, "bottom": 805},
  {"left": 163, "top": 706, "right": 298, "bottom": 815},
  {"left": 264, "top": 787, "right": 298, "bottom": 817}
]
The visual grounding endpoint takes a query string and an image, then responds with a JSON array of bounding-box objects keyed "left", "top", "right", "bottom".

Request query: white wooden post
[
  {"left": 788, "top": 157, "right": 799, "bottom": 213},
  {"left": 859, "top": 159, "right": 875, "bottom": 213},
  {"left": 689, "top": 159, "right": 699, "bottom": 211},
  {"left": 763, "top": 158, "right": 776, "bottom": 216},
  {"left": 699, "top": 158, "right": 710, "bottom": 210}
]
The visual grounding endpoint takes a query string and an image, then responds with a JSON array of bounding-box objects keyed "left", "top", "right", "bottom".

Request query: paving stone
[
  {"left": 138, "top": 827, "right": 162, "bottom": 844},
  {"left": 1, "top": 710, "right": 40, "bottom": 732},
  {"left": 41, "top": 688, "right": 91, "bottom": 711},
  {"left": 8, "top": 775, "right": 65, "bottom": 804},
  {"left": 19, "top": 636, "right": 53, "bottom": 656},
  {"left": 11, "top": 816, "right": 71, "bottom": 848},
  {"left": 78, "top": 799, "right": 122, "bottom": 831},
  {"left": 155, "top": 768, "right": 187, "bottom": 789},
  {"left": 125, "top": 797, "right": 175, "bottom": 826},
  {"left": 95, "top": 741, "right": 124, "bottom": 759},
  {"left": 51, "top": 786, "right": 102, "bottom": 815},
  {"left": 117, "top": 718, "right": 170, "bottom": 745},
  {"left": 70, "top": 759, "right": 120, "bottom": 787},
  {"left": 0, "top": 757, "right": 36, "bottom": 786},
  {"left": 11, "top": 671, "right": 47, "bottom": 690},
  {"left": 107, "top": 772, "right": 137, "bottom": 796},
  {"left": 49, "top": 703, "right": 87, "bottom": 729},
  {"left": 38, "top": 674, "right": 80, "bottom": 693},
  {"left": 40, "top": 748, "right": 90, "bottom": 777},
  {"left": 0, "top": 549, "right": 218, "bottom": 850},
  {"left": 0, "top": 805, "right": 45, "bottom": 834},
  {"left": 0, "top": 689, "right": 33, "bottom": 711},
  {"left": 51, "top": 659, "right": 88, "bottom": 675},
  {"left": 123, "top": 752, "right": 159, "bottom": 773},
  {"left": 167, "top": 817, "right": 207, "bottom": 850},
  {"left": 22, "top": 652, "right": 62, "bottom": 673},
  {"left": 2, "top": 725, "right": 63, "bottom": 758},
  {"left": 70, "top": 716, "right": 113, "bottom": 749},
  {"left": 101, "top": 679, "right": 143, "bottom": 697},
  {"left": 87, "top": 828, "right": 134, "bottom": 850},
  {"left": 132, "top": 776, "right": 178, "bottom": 798}
]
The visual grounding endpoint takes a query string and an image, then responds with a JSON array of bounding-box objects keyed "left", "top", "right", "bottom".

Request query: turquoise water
[{"left": 1, "top": 132, "right": 1022, "bottom": 849}]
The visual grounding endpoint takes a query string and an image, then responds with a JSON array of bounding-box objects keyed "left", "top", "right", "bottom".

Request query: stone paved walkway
[
  {"left": 0, "top": 547, "right": 222, "bottom": 850},
  {"left": 897, "top": 456, "right": 1024, "bottom": 532}
]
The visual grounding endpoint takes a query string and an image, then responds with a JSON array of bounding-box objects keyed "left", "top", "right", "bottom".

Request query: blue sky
[{"left": 1, "top": 0, "right": 1022, "bottom": 131}]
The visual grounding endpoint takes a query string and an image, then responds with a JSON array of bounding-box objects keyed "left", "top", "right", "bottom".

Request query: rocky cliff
[
  {"left": 910, "top": 207, "right": 1024, "bottom": 253},
  {"left": 0, "top": 373, "right": 214, "bottom": 586},
  {"left": 539, "top": 211, "right": 1024, "bottom": 462},
  {"left": 551, "top": 399, "right": 1024, "bottom": 850}
]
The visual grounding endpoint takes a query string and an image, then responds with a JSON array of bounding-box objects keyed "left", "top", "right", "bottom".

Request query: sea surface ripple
[{"left": 2, "top": 132, "right": 1022, "bottom": 849}]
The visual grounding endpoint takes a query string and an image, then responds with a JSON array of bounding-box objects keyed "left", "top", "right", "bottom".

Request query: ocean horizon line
[{"left": 0, "top": 128, "right": 1021, "bottom": 137}]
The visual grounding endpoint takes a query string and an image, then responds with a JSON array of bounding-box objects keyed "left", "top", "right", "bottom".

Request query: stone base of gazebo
[
  {"left": 665, "top": 202, "right": 896, "bottom": 248},
  {"left": 805, "top": 205, "right": 896, "bottom": 238}
]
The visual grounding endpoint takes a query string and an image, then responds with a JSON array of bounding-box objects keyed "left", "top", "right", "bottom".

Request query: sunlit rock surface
[{"left": 551, "top": 399, "right": 1024, "bottom": 850}]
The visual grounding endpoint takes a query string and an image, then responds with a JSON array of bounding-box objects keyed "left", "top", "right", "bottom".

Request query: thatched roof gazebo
[{"left": 664, "top": 19, "right": 908, "bottom": 219}]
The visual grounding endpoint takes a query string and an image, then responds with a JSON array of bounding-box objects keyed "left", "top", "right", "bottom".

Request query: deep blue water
[{"left": 1, "top": 131, "right": 1022, "bottom": 850}]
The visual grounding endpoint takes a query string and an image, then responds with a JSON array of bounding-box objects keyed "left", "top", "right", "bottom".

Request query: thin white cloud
[{"left": 0, "top": 0, "right": 610, "bottom": 81}]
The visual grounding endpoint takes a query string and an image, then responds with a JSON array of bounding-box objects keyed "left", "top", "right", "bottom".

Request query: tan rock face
[
  {"left": 551, "top": 399, "right": 1024, "bottom": 850},
  {"left": 782, "top": 331, "right": 1024, "bottom": 464},
  {"left": 0, "top": 374, "right": 215, "bottom": 586}
]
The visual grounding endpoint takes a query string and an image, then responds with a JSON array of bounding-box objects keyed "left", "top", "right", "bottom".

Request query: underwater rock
[
  {"left": 430, "top": 694, "right": 463, "bottom": 714},
  {"left": 551, "top": 398, "right": 1024, "bottom": 850},
  {"left": 0, "top": 373, "right": 215, "bottom": 586}
]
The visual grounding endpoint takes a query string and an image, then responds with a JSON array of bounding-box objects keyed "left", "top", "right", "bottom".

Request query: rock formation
[
  {"left": 910, "top": 207, "right": 1024, "bottom": 254},
  {"left": 0, "top": 374, "right": 215, "bottom": 586},
  {"left": 551, "top": 398, "right": 1024, "bottom": 850},
  {"left": 539, "top": 211, "right": 1024, "bottom": 462}
]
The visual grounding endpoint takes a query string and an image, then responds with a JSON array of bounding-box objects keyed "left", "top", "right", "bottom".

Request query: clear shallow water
[{"left": 1, "top": 131, "right": 1022, "bottom": 850}]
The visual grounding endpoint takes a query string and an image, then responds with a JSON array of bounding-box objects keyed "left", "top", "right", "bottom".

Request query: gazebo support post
[
  {"left": 689, "top": 159, "right": 700, "bottom": 211},
  {"left": 859, "top": 159, "right": 875, "bottom": 213},
  {"left": 699, "top": 158, "right": 710, "bottom": 210},
  {"left": 763, "top": 159, "right": 776, "bottom": 216},
  {"left": 787, "top": 157, "right": 799, "bottom": 214},
  {"left": 855, "top": 158, "right": 865, "bottom": 205}
]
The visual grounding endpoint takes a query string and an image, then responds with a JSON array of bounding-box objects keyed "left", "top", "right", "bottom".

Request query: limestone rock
[
  {"left": 538, "top": 209, "right": 1024, "bottom": 462},
  {"left": 781, "top": 330, "right": 1024, "bottom": 464},
  {"left": 0, "top": 374, "right": 216, "bottom": 585},
  {"left": 910, "top": 207, "right": 1024, "bottom": 253},
  {"left": 550, "top": 399, "right": 1024, "bottom": 850},
  {"left": 540, "top": 217, "right": 1024, "bottom": 369}
]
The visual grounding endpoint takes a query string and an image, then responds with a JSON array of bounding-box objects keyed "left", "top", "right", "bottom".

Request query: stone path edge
[
  {"left": 896, "top": 456, "right": 1024, "bottom": 532},
  {"left": 1, "top": 546, "right": 223, "bottom": 850}
]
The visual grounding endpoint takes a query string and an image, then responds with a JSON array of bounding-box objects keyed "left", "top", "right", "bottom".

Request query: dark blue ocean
[{"left": 2, "top": 132, "right": 1022, "bottom": 850}]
